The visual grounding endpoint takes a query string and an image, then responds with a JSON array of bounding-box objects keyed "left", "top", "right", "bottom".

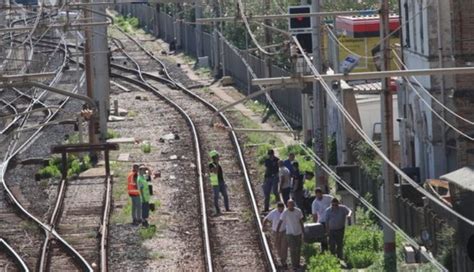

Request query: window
[
  {"left": 404, "top": 1, "right": 410, "bottom": 47},
  {"left": 419, "top": 0, "right": 424, "bottom": 54}
]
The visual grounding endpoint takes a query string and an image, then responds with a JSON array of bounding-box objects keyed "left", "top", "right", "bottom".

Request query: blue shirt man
[{"left": 283, "top": 153, "right": 296, "bottom": 176}]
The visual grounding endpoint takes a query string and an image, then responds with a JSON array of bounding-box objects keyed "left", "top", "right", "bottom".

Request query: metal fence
[{"left": 117, "top": 6, "right": 302, "bottom": 126}]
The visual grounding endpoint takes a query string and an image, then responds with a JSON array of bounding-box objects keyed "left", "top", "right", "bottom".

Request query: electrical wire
[
  {"left": 219, "top": 25, "right": 446, "bottom": 271},
  {"left": 369, "top": 0, "right": 432, "bottom": 53},
  {"left": 392, "top": 50, "right": 474, "bottom": 126},
  {"left": 236, "top": 0, "right": 278, "bottom": 56},
  {"left": 392, "top": 53, "right": 474, "bottom": 141},
  {"left": 325, "top": 24, "right": 375, "bottom": 59},
  {"left": 292, "top": 35, "right": 474, "bottom": 227}
]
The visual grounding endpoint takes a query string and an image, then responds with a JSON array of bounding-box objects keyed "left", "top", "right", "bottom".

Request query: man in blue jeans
[
  {"left": 209, "top": 150, "right": 230, "bottom": 215},
  {"left": 263, "top": 149, "right": 279, "bottom": 212}
]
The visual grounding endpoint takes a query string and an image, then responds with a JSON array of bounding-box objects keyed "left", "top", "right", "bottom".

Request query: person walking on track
[
  {"left": 325, "top": 198, "right": 352, "bottom": 259},
  {"left": 138, "top": 165, "right": 151, "bottom": 227},
  {"left": 312, "top": 187, "right": 333, "bottom": 251},
  {"left": 277, "top": 199, "right": 304, "bottom": 270},
  {"left": 291, "top": 162, "right": 304, "bottom": 215},
  {"left": 127, "top": 164, "right": 142, "bottom": 226},
  {"left": 263, "top": 149, "right": 279, "bottom": 212},
  {"left": 209, "top": 150, "right": 230, "bottom": 215},
  {"left": 278, "top": 160, "right": 292, "bottom": 205},
  {"left": 263, "top": 202, "right": 288, "bottom": 268}
]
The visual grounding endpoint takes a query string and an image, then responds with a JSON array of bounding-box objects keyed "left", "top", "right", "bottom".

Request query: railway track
[
  {"left": 0, "top": 14, "right": 109, "bottom": 270},
  {"left": 110, "top": 26, "right": 276, "bottom": 271},
  {"left": 41, "top": 177, "right": 111, "bottom": 271}
]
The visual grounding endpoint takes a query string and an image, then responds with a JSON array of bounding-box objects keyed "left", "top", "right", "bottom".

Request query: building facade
[
  {"left": 398, "top": 0, "right": 474, "bottom": 270},
  {"left": 398, "top": 0, "right": 474, "bottom": 181}
]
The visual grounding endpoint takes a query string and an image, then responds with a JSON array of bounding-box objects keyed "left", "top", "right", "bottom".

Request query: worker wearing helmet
[{"left": 209, "top": 150, "right": 230, "bottom": 215}]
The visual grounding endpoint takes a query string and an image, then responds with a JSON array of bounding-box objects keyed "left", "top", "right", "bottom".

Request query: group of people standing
[
  {"left": 125, "top": 146, "right": 350, "bottom": 268},
  {"left": 127, "top": 163, "right": 155, "bottom": 227},
  {"left": 264, "top": 191, "right": 352, "bottom": 269},
  {"left": 263, "top": 150, "right": 313, "bottom": 214},
  {"left": 262, "top": 149, "right": 352, "bottom": 269}
]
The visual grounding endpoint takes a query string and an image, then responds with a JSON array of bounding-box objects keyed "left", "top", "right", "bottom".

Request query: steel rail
[
  {"left": 114, "top": 27, "right": 277, "bottom": 271},
  {"left": 110, "top": 58, "right": 213, "bottom": 272},
  {"left": 0, "top": 238, "right": 30, "bottom": 272},
  {"left": 0, "top": 32, "right": 93, "bottom": 269},
  {"left": 38, "top": 177, "right": 68, "bottom": 272},
  {"left": 100, "top": 176, "right": 113, "bottom": 272},
  {"left": 0, "top": 99, "right": 20, "bottom": 134},
  {"left": 0, "top": 75, "right": 94, "bottom": 272}
]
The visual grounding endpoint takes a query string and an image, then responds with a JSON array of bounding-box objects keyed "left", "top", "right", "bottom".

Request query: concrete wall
[{"left": 400, "top": 0, "right": 474, "bottom": 270}]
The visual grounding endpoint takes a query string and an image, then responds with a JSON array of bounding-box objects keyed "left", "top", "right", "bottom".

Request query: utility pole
[
  {"left": 380, "top": 0, "right": 396, "bottom": 270},
  {"left": 195, "top": 0, "right": 203, "bottom": 58},
  {"left": 300, "top": 0, "right": 312, "bottom": 145},
  {"left": 84, "top": 0, "right": 110, "bottom": 144},
  {"left": 212, "top": 0, "right": 220, "bottom": 77},
  {"left": 263, "top": 0, "right": 272, "bottom": 80},
  {"left": 311, "top": 0, "right": 328, "bottom": 192}
]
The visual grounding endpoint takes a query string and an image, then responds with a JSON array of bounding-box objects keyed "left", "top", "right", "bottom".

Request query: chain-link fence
[{"left": 117, "top": 6, "right": 302, "bottom": 126}]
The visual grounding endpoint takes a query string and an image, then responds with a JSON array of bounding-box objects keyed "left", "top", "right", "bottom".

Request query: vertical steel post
[
  {"left": 311, "top": 0, "right": 328, "bottom": 192},
  {"left": 195, "top": 0, "right": 203, "bottom": 58},
  {"left": 380, "top": 0, "right": 397, "bottom": 269}
]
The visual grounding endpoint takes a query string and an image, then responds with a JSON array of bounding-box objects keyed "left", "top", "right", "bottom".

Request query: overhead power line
[
  {"left": 292, "top": 35, "right": 474, "bottom": 227},
  {"left": 218, "top": 26, "right": 446, "bottom": 271},
  {"left": 392, "top": 50, "right": 474, "bottom": 126},
  {"left": 236, "top": 0, "right": 278, "bottom": 56}
]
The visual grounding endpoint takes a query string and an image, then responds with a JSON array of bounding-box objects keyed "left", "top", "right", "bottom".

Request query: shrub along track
[{"left": 109, "top": 26, "right": 275, "bottom": 271}]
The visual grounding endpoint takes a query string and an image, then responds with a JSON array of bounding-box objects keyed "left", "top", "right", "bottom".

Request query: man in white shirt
[
  {"left": 277, "top": 199, "right": 304, "bottom": 270},
  {"left": 263, "top": 202, "right": 287, "bottom": 267},
  {"left": 278, "top": 160, "right": 291, "bottom": 205},
  {"left": 311, "top": 187, "right": 333, "bottom": 251}
]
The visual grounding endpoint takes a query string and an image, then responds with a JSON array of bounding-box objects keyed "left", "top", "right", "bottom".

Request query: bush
[
  {"left": 37, "top": 155, "right": 92, "bottom": 179},
  {"left": 38, "top": 165, "right": 61, "bottom": 179},
  {"left": 344, "top": 225, "right": 383, "bottom": 268},
  {"left": 307, "top": 252, "right": 341, "bottom": 272}
]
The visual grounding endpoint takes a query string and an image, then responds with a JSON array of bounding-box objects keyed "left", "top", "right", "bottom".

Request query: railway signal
[{"left": 288, "top": 6, "right": 312, "bottom": 31}]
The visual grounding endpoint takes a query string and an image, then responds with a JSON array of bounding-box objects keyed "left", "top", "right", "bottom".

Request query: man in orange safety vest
[{"left": 128, "top": 164, "right": 142, "bottom": 225}]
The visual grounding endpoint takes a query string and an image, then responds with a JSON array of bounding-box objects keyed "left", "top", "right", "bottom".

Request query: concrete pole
[
  {"left": 195, "top": 0, "right": 203, "bottom": 58},
  {"left": 380, "top": 0, "right": 397, "bottom": 269},
  {"left": 311, "top": 0, "right": 328, "bottom": 192},
  {"left": 84, "top": 0, "right": 110, "bottom": 143}
]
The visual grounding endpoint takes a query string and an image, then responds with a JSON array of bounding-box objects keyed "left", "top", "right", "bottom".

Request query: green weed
[
  {"left": 307, "top": 252, "right": 341, "bottom": 272},
  {"left": 114, "top": 15, "right": 139, "bottom": 33},
  {"left": 127, "top": 110, "right": 138, "bottom": 117},
  {"left": 107, "top": 129, "right": 121, "bottom": 139},
  {"left": 344, "top": 225, "right": 383, "bottom": 268},
  {"left": 139, "top": 225, "right": 157, "bottom": 240},
  {"left": 141, "top": 142, "right": 151, "bottom": 153}
]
